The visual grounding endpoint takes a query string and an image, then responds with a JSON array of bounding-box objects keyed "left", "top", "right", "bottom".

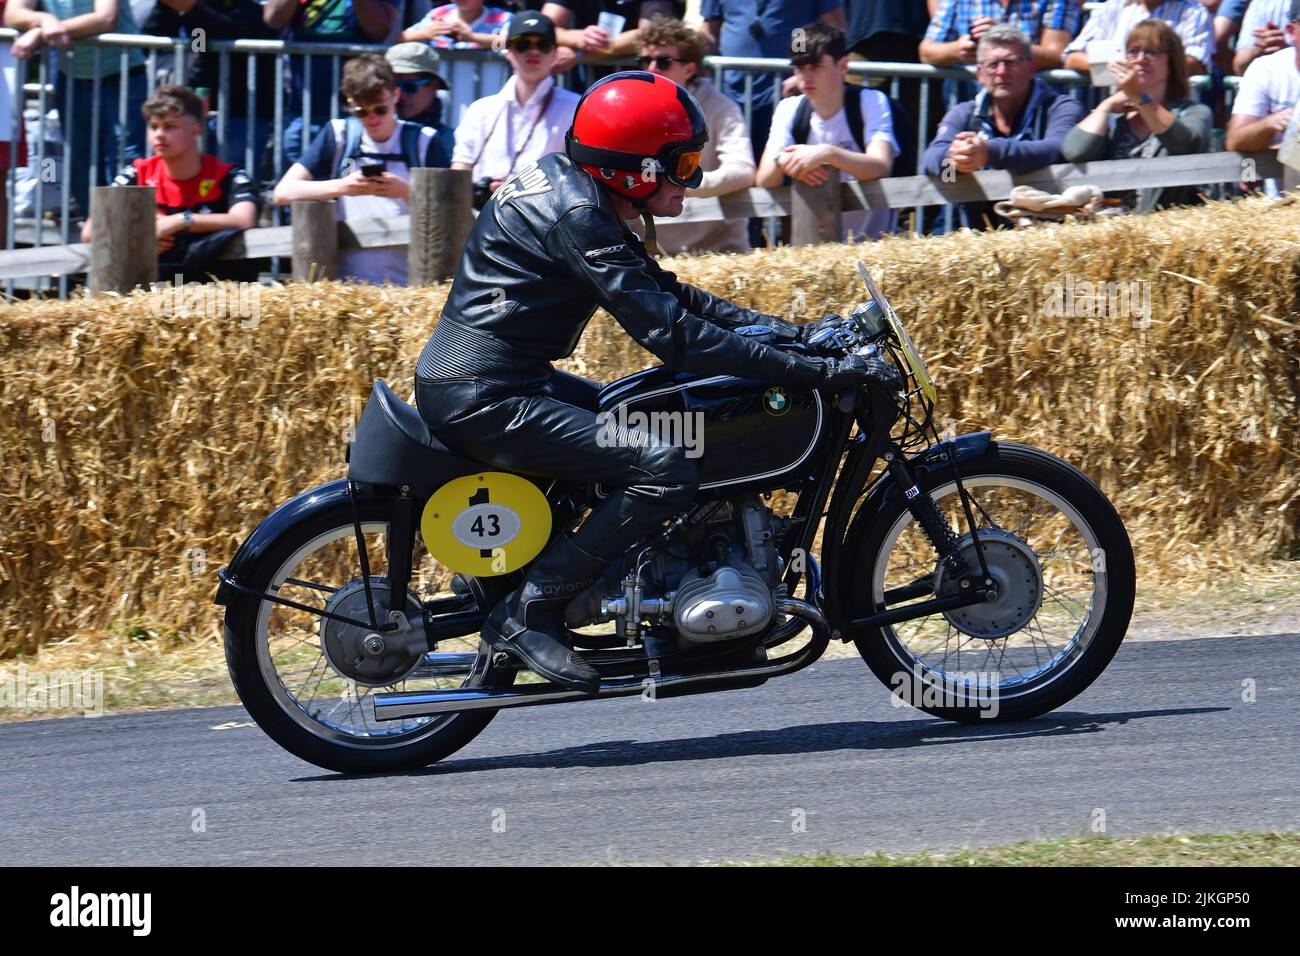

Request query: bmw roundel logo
[{"left": 763, "top": 387, "right": 789, "bottom": 416}]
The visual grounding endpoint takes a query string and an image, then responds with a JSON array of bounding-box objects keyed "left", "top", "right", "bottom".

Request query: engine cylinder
[{"left": 673, "top": 563, "right": 774, "bottom": 643}]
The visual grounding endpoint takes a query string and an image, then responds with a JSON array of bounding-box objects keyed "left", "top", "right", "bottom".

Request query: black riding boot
[{"left": 481, "top": 534, "right": 607, "bottom": 693}]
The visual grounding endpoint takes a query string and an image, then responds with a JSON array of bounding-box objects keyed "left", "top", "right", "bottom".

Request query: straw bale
[{"left": 0, "top": 195, "right": 1296, "bottom": 654}]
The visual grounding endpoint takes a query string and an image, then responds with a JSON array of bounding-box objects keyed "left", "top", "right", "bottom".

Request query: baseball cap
[
  {"left": 385, "top": 42, "right": 447, "bottom": 85},
  {"left": 507, "top": 10, "right": 557, "bottom": 43}
]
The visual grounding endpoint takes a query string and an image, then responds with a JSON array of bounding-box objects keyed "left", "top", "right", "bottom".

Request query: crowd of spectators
[{"left": 1, "top": 0, "right": 1298, "bottom": 281}]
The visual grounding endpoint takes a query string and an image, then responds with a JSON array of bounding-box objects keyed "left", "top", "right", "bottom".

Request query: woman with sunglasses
[
  {"left": 414, "top": 70, "right": 890, "bottom": 691},
  {"left": 1061, "top": 19, "right": 1212, "bottom": 212},
  {"left": 449, "top": 11, "right": 580, "bottom": 201}
]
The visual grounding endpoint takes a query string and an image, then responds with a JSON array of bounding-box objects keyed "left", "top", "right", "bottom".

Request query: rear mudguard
[{"left": 213, "top": 478, "right": 356, "bottom": 607}]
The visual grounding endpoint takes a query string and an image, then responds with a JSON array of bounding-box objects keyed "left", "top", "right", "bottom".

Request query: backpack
[
  {"left": 791, "top": 85, "right": 916, "bottom": 178},
  {"left": 334, "top": 117, "right": 431, "bottom": 179}
]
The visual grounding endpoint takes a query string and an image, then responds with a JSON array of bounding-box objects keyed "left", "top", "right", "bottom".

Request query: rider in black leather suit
[{"left": 415, "top": 71, "right": 896, "bottom": 692}]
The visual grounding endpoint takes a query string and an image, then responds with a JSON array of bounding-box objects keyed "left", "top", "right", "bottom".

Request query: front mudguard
[{"left": 213, "top": 478, "right": 355, "bottom": 607}]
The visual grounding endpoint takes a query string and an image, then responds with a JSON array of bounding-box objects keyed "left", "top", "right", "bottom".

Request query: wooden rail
[{"left": 0, "top": 153, "right": 1288, "bottom": 291}]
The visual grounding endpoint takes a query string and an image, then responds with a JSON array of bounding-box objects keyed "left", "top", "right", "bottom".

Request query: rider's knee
[{"left": 641, "top": 441, "right": 699, "bottom": 505}]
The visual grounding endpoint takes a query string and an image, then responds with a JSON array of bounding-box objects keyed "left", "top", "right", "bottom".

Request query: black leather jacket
[{"left": 416, "top": 152, "right": 825, "bottom": 392}]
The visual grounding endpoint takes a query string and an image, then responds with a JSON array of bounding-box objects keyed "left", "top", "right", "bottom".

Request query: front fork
[{"left": 881, "top": 442, "right": 992, "bottom": 592}]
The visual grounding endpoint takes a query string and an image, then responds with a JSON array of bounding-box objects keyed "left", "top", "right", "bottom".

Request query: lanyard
[{"left": 473, "top": 84, "right": 556, "bottom": 177}]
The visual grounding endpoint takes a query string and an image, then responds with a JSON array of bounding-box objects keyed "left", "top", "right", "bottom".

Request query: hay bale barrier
[{"left": 1, "top": 195, "right": 1297, "bottom": 656}]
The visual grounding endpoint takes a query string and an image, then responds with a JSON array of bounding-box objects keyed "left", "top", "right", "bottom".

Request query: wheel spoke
[{"left": 873, "top": 475, "right": 1106, "bottom": 697}]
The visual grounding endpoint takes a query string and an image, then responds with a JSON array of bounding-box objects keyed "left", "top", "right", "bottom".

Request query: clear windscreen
[{"left": 856, "top": 261, "right": 937, "bottom": 403}]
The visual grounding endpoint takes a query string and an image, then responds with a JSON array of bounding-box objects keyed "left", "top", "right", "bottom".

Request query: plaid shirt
[
  {"left": 924, "top": 0, "right": 1083, "bottom": 43},
  {"left": 1063, "top": 0, "right": 1214, "bottom": 67}
]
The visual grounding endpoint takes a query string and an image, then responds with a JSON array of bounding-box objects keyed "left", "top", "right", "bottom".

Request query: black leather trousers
[{"left": 415, "top": 370, "right": 699, "bottom": 564}]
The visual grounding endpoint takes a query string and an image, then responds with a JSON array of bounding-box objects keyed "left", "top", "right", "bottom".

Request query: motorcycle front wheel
[
  {"left": 222, "top": 494, "right": 515, "bottom": 774},
  {"left": 849, "top": 441, "right": 1136, "bottom": 723}
]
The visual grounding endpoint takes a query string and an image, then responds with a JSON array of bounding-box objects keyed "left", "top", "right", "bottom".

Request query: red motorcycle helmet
[{"left": 566, "top": 71, "right": 709, "bottom": 203}]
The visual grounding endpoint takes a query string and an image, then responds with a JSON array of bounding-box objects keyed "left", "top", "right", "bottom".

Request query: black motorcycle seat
[{"left": 373, "top": 379, "right": 450, "bottom": 452}]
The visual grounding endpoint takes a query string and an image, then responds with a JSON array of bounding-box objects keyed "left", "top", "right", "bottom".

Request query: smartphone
[{"left": 359, "top": 164, "right": 384, "bottom": 178}]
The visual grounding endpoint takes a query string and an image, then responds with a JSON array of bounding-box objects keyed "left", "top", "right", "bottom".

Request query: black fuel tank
[{"left": 596, "top": 367, "right": 826, "bottom": 491}]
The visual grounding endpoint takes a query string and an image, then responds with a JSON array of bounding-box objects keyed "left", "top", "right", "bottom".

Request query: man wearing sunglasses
[
  {"left": 273, "top": 54, "right": 451, "bottom": 284},
  {"left": 386, "top": 42, "right": 455, "bottom": 165},
  {"left": 450, "top": 11, "right": 580, "bottom": 199},
  {"left": 627, "top": 15, "right": 755, "bottom": 254},
  {"left": 415, "top": 71, "right": 895, "bottom": 691}
]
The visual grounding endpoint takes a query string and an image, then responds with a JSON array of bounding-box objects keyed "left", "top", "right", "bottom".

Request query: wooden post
[
  {"left": 89, "top": 186, "right": 157, "bottom": 294},
  {"left": 790, "top": 177, "right": 842, "bottom": 246},
  {"left": 291, "top": 199, "right": 338, "bottom": 281},
  {"left": 408, "top": 167, "right": 473, "bottom": 284},
  {"left": 1282, "top": 161, "right": 1299, "bottom": 194}
]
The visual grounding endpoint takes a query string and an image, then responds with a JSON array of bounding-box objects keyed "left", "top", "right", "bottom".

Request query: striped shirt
[
  {"left": 1063, "top": 0, "right": 1214, "bottom": 68},
  {"left": 415, "top": 4, "right": 512, "bottom": 49},
  {"left": 924, "top": 0, "right": 1083, "bottom": 43}
]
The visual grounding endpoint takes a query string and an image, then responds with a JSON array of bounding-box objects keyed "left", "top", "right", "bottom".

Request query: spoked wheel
[
  {"left": 223, "top": 495, "right": 516, "bottom": 773},
  {"left": 850, "top": 442, "right": 1135, "bottom": 722}
]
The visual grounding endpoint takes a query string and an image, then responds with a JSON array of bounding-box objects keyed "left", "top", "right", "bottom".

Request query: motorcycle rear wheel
[{"left": 222, "top": 495, "right": 515, "bottom": 774}]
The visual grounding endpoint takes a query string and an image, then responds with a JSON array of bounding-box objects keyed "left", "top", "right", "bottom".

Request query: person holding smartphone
[{"left": 274, "top": 54, "right": 451, "bottom": 285}]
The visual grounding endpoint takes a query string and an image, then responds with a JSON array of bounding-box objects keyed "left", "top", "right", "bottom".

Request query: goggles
[{"left": 663, "top": 145, "right": 703, "bottom": 187}]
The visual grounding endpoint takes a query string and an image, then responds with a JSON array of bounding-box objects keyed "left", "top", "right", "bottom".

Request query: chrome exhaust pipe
[{"left": 372, "top": 598, "right": 829, "bottom": 721}]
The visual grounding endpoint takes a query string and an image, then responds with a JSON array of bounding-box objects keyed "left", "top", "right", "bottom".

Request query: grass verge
[{"left": 735, "top": 832, "right": 1300, "bottom": 866}]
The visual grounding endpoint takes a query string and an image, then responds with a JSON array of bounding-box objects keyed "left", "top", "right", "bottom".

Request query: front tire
[
  {"left": 849, "top": 442, "right": 1135, "bottom": 723},
  {"left": 223, "top": 494, "right": 515, "bottom": 773}
]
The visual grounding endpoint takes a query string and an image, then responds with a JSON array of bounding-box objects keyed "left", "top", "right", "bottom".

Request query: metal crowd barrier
[{"left": 0, "top": 29, "right": 1244, "bottom": 298}]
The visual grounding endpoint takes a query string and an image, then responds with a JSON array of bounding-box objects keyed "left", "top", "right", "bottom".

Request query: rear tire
[
  {"left": 849, "top": 442, "right": 1135, "bottom": 723},
  {"left": 223, "top": 495, "right": 514, "bottom": 773}
]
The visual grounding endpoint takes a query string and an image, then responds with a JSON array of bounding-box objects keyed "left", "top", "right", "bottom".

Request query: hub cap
[
  {"left": 320, "top": 578, "right": 423, "bottom": 687},
  {"left": 935, "top": 530, "right": 1043, "bottom": 639}
]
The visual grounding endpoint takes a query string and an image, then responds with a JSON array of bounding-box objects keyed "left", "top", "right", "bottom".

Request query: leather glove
[{"left": 818, "top": 352, "right": 906, "bottom": 394}]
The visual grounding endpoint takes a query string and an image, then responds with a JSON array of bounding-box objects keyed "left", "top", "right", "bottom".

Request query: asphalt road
[{"left": 2, "top": 633, "right": 1296, "bottom": 865}]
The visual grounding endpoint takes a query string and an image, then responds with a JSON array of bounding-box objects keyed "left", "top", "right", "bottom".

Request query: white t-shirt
[
  {"left": 1232, "top": 46, "right": 1300, "bottom": 145},
  {"left": 312, "top": 119, "right": 440, "bottom": 285},
  {"left": 766, "top": 90, "right": 899, "bottom": 242},
  {"left": 451, "top": 76, "right": 580, "bottom": 183}
]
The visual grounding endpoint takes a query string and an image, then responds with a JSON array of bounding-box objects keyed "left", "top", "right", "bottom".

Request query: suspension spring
[{"left": 885, "top": 451, "right": 967, "bottom": 579}]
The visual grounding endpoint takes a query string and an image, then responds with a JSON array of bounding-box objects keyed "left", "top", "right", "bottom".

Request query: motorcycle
[{"left": 215, "top": 264, "right": 1135, "bottom": 774}]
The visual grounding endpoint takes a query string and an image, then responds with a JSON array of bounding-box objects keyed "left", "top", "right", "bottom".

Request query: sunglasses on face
[
  {"left": 508, "top": 37, "right": 555, "bottom": 54},
  {"left": 346, "top": 102, "right": 391, "bottom": 118},
  {"left": 636, "top": 55, "right": 688, "bottom": 70},
  {"left": 397, "top": 77, "right": 435, "bottom": 95}
]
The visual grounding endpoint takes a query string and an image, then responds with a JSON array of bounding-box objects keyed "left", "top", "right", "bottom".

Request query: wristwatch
[{"left": 181, "top": 209, "right": 194, "bottom": 228}]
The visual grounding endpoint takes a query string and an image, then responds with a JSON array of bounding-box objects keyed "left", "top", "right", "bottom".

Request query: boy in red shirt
[{"left": 82, "top": 85, "right": 259, "bottom": 281}]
